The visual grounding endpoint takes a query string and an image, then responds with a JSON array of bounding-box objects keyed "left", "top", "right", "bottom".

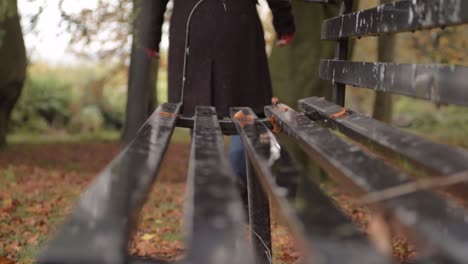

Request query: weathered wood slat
[
  {"left": 38, "top": 103, "right": 181, "bottom": 264},
  {"left": 130, "top": 257, "right": 181, "bottom": 264},
  {"left": 331, "top": 0, "right": 354, "bottom": 106},
  {"left": 322, "top": 0, "right": 468, "bottom": 40},
  {"left": 230, "top": 108, "right": 272, "bottom": 264},
  {"left": 232, "top": 107, "right": 390, "bottom": 264},
  {"left": 411, "top": 254, "right": 459, "bottom": 264},
  {"left": 319, "top": 60, "right": 468, "bottom": 106},
  {"left": 176, "top": 116, "right": 272, "bottom": 135},
  {"left": 185, "top": 107, "right": 252, "bottom": 264},
  {"left": 245, "top": 158, "right": 272, "bottom": 264},
  {"left": 299, "top": 97, "right": 468, "bottom": 197},
  {"left": 265, "top": 103, "right": 468, "bottom": 263},
  {"left": 304, "top": 0, "right": 336, "bottom": 4}
]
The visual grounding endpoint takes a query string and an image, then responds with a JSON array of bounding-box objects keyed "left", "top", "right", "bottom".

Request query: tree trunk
[
  {"left": 0, "top": 109, "right": 7, "bottom": 147},
  {"left": 269, "top": 3, "right": 338, "bottom": 107},
  {"left": 0, "top": 0, "right": 27, "bottom": 148},
  {"left": 268, "top": 2, "right": 338, "bottom": 177},
  {"left": 372, "top": 0, "right": 395, "bottom": 124},
  {"left": 122, "top": 0, "right": 159, "bottom": 143}
]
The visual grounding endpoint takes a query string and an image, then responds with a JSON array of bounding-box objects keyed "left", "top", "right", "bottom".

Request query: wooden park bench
[{"left": 38, "top": 0, "right": 468, "bottom": 263}]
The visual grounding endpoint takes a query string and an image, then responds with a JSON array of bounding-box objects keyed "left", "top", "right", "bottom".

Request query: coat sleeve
[
  {"left": 139, "top": 0, "right": 169, "bottom": 52},
  {"left": 266, "top": 0, "right": 295, "bottom": 37}
]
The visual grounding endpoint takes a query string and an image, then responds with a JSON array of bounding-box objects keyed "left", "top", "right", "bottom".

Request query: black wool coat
[{"left": 143, "top": 0, "right": 295, "bottom": 117}]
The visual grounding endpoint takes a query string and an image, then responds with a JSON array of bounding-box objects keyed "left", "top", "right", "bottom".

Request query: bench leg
[{"left": 246, "top": 158, "right": 272, "bottom": 264}]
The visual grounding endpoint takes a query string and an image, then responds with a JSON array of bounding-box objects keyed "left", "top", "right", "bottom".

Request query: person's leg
[
  {"left": 229, "top": 135, "right": 249, "bottom": 221},
  {"left": 229, "top": 135, "right": 247, "bottom": 186}
]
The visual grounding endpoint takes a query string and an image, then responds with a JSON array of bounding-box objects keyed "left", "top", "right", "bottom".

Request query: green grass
[
  {"left": 4, "top": 167, "right": 16, "bottom": 183},
  {"left": 7, "top": 127, "right": 191, "bottom": 146},
  {"left": 162, "top": 232, "right": 182, "bottom": 242},
  {"left": 7, "top": 130, "right": 120, "bottom": 145},
  {"left": 394, "top": 97, "right": 468, "bottom": 148},
  {"left": 157, "top": 69, "right": 168, "bottom": 103},
  {"left": 17, "top": 244, "right": 38, "bottom": 263},
  {"left": 170, "top": 128, "right": 191, "bottom": 144}
]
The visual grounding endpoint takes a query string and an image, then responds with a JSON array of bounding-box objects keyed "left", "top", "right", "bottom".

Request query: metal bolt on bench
[{"left": 39, "top": 0, "right": 468, "bottom": 263}]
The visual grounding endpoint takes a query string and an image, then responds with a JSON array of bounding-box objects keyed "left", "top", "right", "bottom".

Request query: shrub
[
  {"left": 68, "top": 105, "right": 104, "bottom": 133},
  {"left": 13, "top": 73, "right": 74, "bottom": 130}
]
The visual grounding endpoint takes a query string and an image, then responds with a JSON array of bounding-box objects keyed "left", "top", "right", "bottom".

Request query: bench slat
[
  {"left": 232, "top": 107, "right": 390, "bottom": 264},
  {"left": 411, "top": 254, "right": 460, "bottom": 264},
  {"left": 230, "top": 108, "right": 272, "bottom": 264},
  {"left": 322, "top": 0, "right": 468, "bottom": 40},
  {"left": 319, "top": 60, "right": 468, "bottom": 106},
  {"left": 185, "top": 106, "right": 253, "bottom": 264},
  {"left": 304, "top": 0, "right": 336, "bottom": 4},
  {"left": 130, "top": 256, "right": 181, "bottom": 264},
  {"left": 176, "top": 116, "right": 273, "bottom": 135},
  {"left": 300, "top": 97, "right": 468, "bottom": 197},
  {"left": 38, "top": 103, "right": 181, "bottom": 264},
  {"left": 245, "top": 160, "right": 272, "bottom": 264},
  {"left": 266, "top": 103, "right": 468, "bottom": 263}
]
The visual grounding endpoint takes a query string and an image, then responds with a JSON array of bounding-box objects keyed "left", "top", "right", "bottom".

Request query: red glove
[
  {"left": 276, "top": 33, "right": 295, "bottom": 46},
  {"left": 143, "top": 47, "right": 159, "bottom": 59}
]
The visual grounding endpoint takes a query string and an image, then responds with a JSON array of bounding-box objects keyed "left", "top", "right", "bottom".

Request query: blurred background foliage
[
  {"left": 8, "top": 60, "right": 170, "bottom": 137},
  {"left": 3, "top": 0, "right": 468, "bottom": 148}
]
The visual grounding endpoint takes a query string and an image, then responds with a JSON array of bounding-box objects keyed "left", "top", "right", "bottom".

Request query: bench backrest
[{"left": 322, "top": 0, "right": 468, "bottom": 106}]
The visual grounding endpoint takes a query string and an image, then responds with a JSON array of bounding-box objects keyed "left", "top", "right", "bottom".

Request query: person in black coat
[
  {"left": 141, "top": 0, "right": 295, "bottom": 117},
  {"left": 141, "top": 0, "right": 294, "bottom": 204}
]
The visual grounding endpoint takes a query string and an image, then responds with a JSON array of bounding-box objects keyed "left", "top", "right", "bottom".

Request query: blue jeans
[{"left": 229, "top": 135, "right": 247, "bottom": 186}]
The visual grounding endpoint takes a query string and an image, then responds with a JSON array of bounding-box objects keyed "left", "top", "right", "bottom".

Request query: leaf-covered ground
[
  {"left": 0, "top": 141, "right": 299, "bottom": 264},
  {"left": 0, "top": 142, "right": 122, "bottom": 263},
  {"left": 0, "top": 140, "right": 416, "bottom": 264}
]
